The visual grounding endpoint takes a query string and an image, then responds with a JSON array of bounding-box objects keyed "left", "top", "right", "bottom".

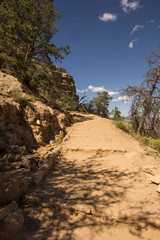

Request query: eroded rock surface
[
  {"left": 54, "top": 68, "right": 79, "bottom": 101},
  {"left": 0, "top": 71, "right": 70, "bottom": 171}
]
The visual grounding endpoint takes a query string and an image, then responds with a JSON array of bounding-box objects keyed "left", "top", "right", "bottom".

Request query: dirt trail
[{"left": 16, "top": 113, "right": 160, "bottom": 240}]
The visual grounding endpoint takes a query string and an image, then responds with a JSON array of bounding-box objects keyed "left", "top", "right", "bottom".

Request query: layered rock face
[
  {"left": 55, "top": 71, "right": 79, "bottom": 101},
  {"left": 32, "top": 65, "right": 79, "bottom": 104},
  {"left": 0, "top": 97, "right": 36, "bottom": 150},
  {"left": 0, "top": 71, "right": 69, "bottom": 151}
]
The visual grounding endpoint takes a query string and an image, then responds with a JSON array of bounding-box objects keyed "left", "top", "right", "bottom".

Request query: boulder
[
  {"left": 57, "top": 113, "right": 69, "bottom": 129},
  {"left": 0, "top": 208, "right": 24, "bottom": 240},
  {"left": 0, "top": 71, "right": 22, "bottom": 96},
  {"left": 0, "top": 201, "right": 18, "bottom": 221},
  {"left": 0, "top": 179, "right": 28, "bottom": 205}
]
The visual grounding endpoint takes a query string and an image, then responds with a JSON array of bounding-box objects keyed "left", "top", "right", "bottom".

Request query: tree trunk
[{"left": 137, "top": 65, "right": 160, "bottom": 135}]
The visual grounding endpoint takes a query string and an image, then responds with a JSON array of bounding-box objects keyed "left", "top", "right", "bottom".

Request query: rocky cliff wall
[
  {"left": 0, "top": 71, "right": 70, "bottom": 152},
  {"left": 54, "top": 71, "right": 79, "bottom": 101}
]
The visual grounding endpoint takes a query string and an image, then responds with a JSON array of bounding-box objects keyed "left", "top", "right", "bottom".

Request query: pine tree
[
  {"left": 110, "top": 107, "right": 122, "bottom": 121},
  {"left": 0, "top": 0, "right": 70, "bottom": 84},
  {"left": 90, "top": 91, "right": 112, "bottom": 118}
]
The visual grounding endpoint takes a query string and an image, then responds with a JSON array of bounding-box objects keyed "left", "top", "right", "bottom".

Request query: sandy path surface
[{"left": 16, "top": 113, "right": 160, "bottom": 240}]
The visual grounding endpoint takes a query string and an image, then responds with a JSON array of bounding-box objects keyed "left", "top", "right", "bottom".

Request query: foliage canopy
[
  {"left": 0, "top": 0, "right": 70, "bottom": 86},
  {"left": 87, "top": 91, "right": 112, "bottom": 118},
  {"left": 110, "top": 107, "right": 122, "bottom": 121}
]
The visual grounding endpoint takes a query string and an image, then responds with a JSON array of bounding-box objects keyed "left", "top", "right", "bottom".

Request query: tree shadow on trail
[
  {"left": 71, "top": 113, "right": 95, "bottom": 123},
  {"left": 17, "top": 151, "right": 160, "bottom": 240}
]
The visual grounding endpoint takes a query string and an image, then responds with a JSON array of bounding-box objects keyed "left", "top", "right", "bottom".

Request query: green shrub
[
  {"left": 130, "top": 132, "right": 136, "bottom": 138},
  {"left": 150, "top": 139, "right": 160, "bottom": 151},
  {"left": 115, "top": 121, "right": 129, "bottom": 132},
  {"left": 116, "top": 120, "right": 160, "bottom": 152},
  {"left": 139, "top": 136, "right": 150, "bottom": 145},
  {"left": 10, "top": 90, "right": 33, "bottom": 106},
  {"left": 126, "top": 123, "right": 132, "bottom": 132},
  {"left": 56, "top": 93, "right": 78, "bottom": 111},
  {"left": 77, "top": 104, "right": 88, "bottom": 113}
]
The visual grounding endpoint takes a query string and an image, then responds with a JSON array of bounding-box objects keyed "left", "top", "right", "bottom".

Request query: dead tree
[{"left": 123, "top": 47, "right": 160, "bottom": 137}]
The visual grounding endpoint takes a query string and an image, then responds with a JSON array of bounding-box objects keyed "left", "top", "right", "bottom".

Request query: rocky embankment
[{"left": 0, "top": 71, "right": 72, "bottom": 240}]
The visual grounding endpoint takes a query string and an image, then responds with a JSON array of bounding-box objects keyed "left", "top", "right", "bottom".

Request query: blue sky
[{"left": 53, "top": 0, "right": 160, "bottom": 116}]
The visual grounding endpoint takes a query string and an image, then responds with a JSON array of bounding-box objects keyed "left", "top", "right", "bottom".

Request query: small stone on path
[
  {"left": 157, "top": 184, "right": 160, "bottom": 194},
  {"left": 151, "top": 175, "right": 160, "bottom": 185}
]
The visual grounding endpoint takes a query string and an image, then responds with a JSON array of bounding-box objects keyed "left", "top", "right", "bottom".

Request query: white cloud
[
  {"left": 147, "top": 19, "right": 154, "bottom": 24},
  {"left": 113, "top": 96, "right": 130, "bottom": 103},
  {"left": 108, "top": 91, "right": 119, "bottom": 96},
  {"left": 129, "top": 39, "right": 137, "bottom": 48},
  {"left": 78, "top": 85, "right": 119, "bottom": 97},
  {"left": 87, "top": 85, "right": 119, "bottom": 95},
  {"left": 129, "top": 40, "right": 134, "bottom": 48},
  {"left": 77, "top": 89, "right": 88, "bottom": 93},
  {"left": 158, "top": 25, "right": 160, "bottom": 29},
  {"left": 88, "top": 85, "right": 106, "bottom": 92},
  {"left": 121, "top": 0, "right": 142, "bottom": 13},
  {"left": 130, "top": 24, "right": 144, "bottom": 34},
  {"left": 99, "top": 13, "right": 117, "bottom": 22}
]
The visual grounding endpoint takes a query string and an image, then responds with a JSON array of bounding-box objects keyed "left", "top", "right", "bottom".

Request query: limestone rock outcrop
[
  {"left": 31, "top": 66, "right": 79, "bottom": 104},
  {"left": 0, "top": 71, "right": 70, "bottom": 152},
  {"left": 0, "top": 97, "right": 37, "bottom": 150},
  {"left": 54, "top": 67, "right": 79, "bottom": 101},
  {"left": 24, "top": 101, "right": 62, "bottom": 145},
  {"left": 0, "top": 71, "right": 22, "bottom": 96}
]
